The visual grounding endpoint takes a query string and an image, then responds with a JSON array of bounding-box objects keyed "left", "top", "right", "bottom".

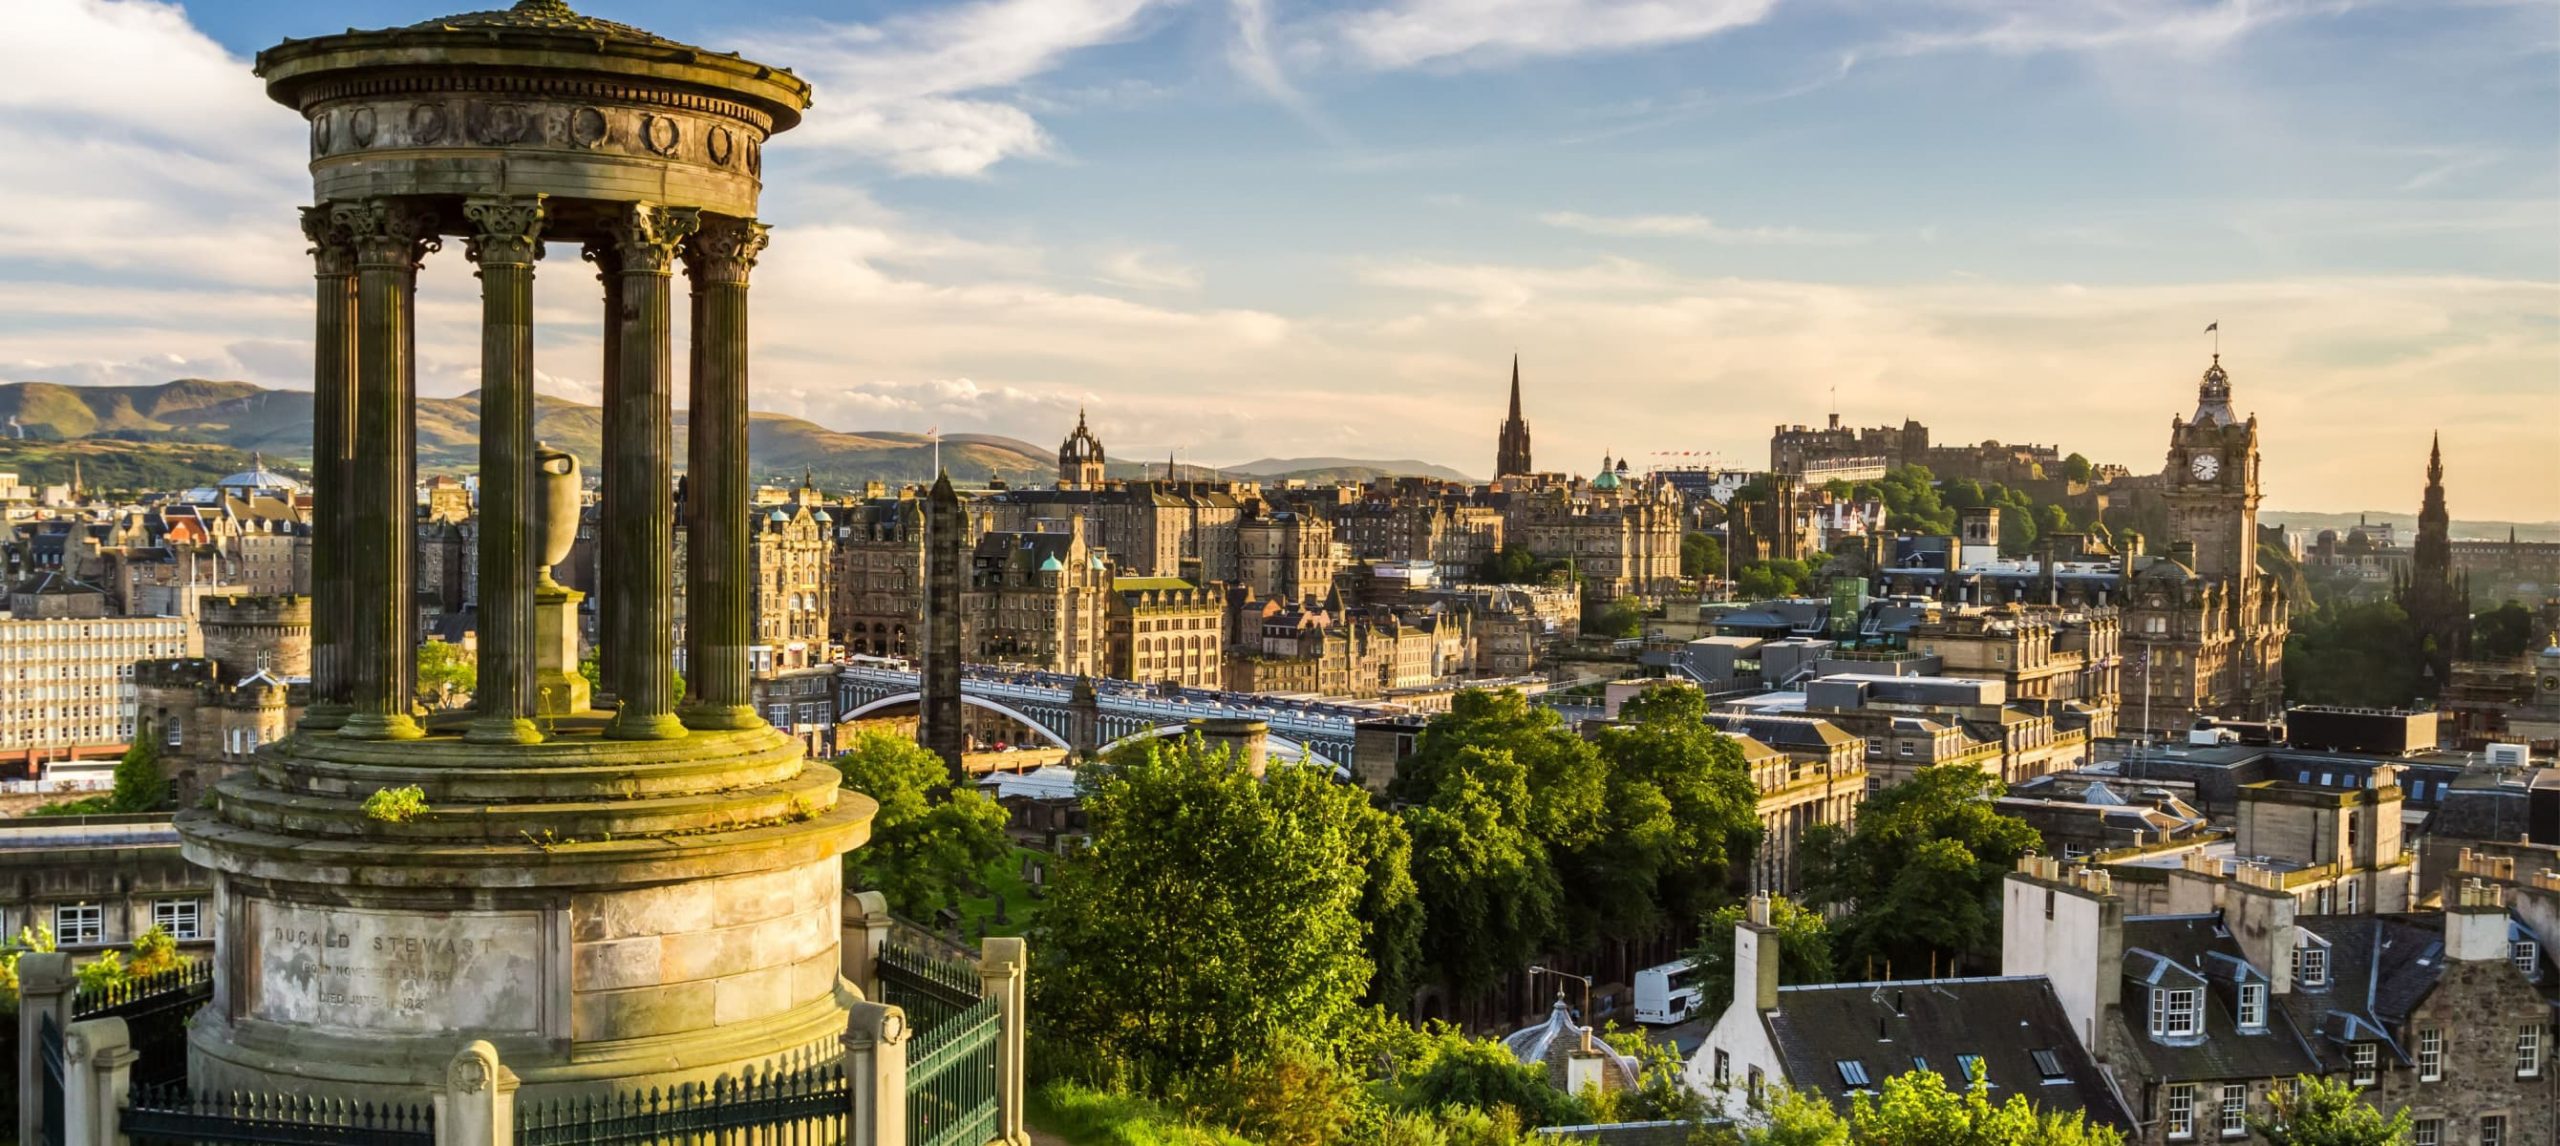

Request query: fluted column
[
  {"left": 332, "top": 198, "right": 437, "bottom": 741},
  {"left": 297, "top": 206, "right": 358, "bottom": 730},
  {"left": 581, "top": 239, "right": 625, "bottom": 709},
  {"left": 464, "top": 196, "right": 547, "bottom": 744},
  {"left": 602, "top": 203, "right": 699, "bottom": 740},
  {"left": 679, "top": 217, "right": 770, "bottom": 731}
]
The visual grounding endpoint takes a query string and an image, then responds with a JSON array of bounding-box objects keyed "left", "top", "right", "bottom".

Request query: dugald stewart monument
[{"left": 176, "top": 0, "right": 880, "bottom": 1105}]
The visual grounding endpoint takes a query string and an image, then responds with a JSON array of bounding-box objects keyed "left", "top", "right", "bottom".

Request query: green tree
[
  {"left": 0, "top": 925, "right": 58, "bottom": 1012},
  {"left": 2035, "top": 503, "right": 2072, "bottom": 538},
  {"left": 1480, "top": 547, "right": 1541, "bottom": 585},
  {"left": 1389, "top": 690, "right": 1609, "bottom": 864},
  {"left": 1587, "top": 687, "right": 1762, "bottom": 933},
  {"left": 111, "top": 737, "right": 168, "bottom": 812},
  {"left": 415, "top": 640, "right": 476, "bottom": 710},
  {"left": 1799, "top": 765, "right": 2039, "bottom": 977},
  {"left": 1592, "top": 598, "right": 1646, "bottom": 639},
  {"left": 832, "top": 729, "right": 1011, "bottom": 921},
  {"left": 1681, "top": 532, "right": 1727, "bottom": 579},
  {"left": 2284, "top": 602, "right": 2425, "bottom": 707},
  {"left": 1684, "top": 895, "right": 1834, "bottom": 1022},
  {"left": 127, "top": 924, "right": 188, "bottom": 977},
  {"left": 2473, "top": 602, "right": 2537, "bottom": 660},
  {"left": 1847, "top": 1066, "right": 2124, "bottom": 1145},
  {"left": 1742, "top": 1086, "right": 1855, "bottom": 1146},
  {"left": 1032, "top": 735, "right": 1379, "bottom": 1076},
  {"left": 2062, "top": 453, "right": 2092, "bottom": 484},
  {"left": 2247, "top": 1076, "right": 2411, "bottom": 1146},
  {"left": 1392, "top": 1027, "right": 1583, "bottom": 1127},
  {"left": 1349, "top": 792, "right": 1426, "bottom": 1008},
  {"left": 1403, "top": 750, "right": 1561, "bottom": 998}
]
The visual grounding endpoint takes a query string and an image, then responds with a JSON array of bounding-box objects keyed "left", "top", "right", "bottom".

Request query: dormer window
[
  {"left": 2150, "top": 987, "right": 2201, "bottom": 1038},
  {"left": 2295, "top": 945, "right": 2329, "bottom": 989},
  {"left": 2352, "top": 1042, "right": 2378, "bottom": 1085},
  {"left": 2237, "top": 983, "right": 2266, "bottom": 1030},
  {"left": 2512, "top": 939, "right": 2541, "bottom": 979}
]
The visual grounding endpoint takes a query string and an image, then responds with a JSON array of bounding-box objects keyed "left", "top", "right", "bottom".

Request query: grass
[
  {"left": 1026, "top": 1081, "right": 1251, "bottom": 1146},
  {"left": 952, "top": 846, "right": 1048, "bottom": 940}
]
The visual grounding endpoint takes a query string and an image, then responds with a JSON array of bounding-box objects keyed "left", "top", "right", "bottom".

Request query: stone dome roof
[{"left": 406, "top": 0, "right": 675, "bottom": 44}]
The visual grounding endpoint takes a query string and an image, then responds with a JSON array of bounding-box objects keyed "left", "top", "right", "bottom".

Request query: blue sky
[{"left": 4, "top": 0, "right": 2555, "bottom": 517}]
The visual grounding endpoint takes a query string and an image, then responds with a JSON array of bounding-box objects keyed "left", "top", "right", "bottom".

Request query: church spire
[{"left": 1497, "top": 354, "right": 1534, "bottom": 479}]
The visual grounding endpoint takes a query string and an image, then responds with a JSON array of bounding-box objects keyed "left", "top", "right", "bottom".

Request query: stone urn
[{"left": 535, "top": 442, "right": 579, "bottom": 589}]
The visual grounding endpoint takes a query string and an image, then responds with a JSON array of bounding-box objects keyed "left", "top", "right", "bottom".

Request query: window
[
  {"left": 1747, "top": 1066, "right": 1764, "bottom": 1107},
  {"left": 1714, "top": 1049, "right": 1729, "bottom": 1087},
  {"left": 2296, "top": 946, "right": 2329, "bottom": 988},
  {"left": 2413, "top": 1119, "right": 2439, "bottom": 1146},
  {"left": 2152, "top": 988, "right": 2201, "bottom": 1038},
  {"left": 2341, "top": 879, "right": 2359, "bottom": 914},
  {"left": 2519, "top": 1024, "right": 2543, "bottom": 1078},
  {"left": 2513, "top": 939, "right": 2541, "bottom": 978},
  {"left": 2165, "top": 1083, "right": 2197, "bottom": 1139},
  {"left": 2030, "top": 1048, "right": 2065, "bottom": 1082},
  {"left": 2238, "top": 983, "right": 2266, "bottom": 1029},
  {"left": 54, "top": 902, "right": 102, "bottom": 945},
  {"left": 1836, "top": 1060, "right": 1871, "bottom": 1088},
  {"left": 2418, "top": 1026, "right": 2442, "bottom": 1081},
  {"left": 2479, "top": 1115, "right": 2504, "bottom": 1146},
  {"left": 2352, "top": 1042, "right": 2378, "bottom": 1085},
  {"left": 1956, "top": 1054, "right": 1984, "bottom": 1082},
  {"left": 152, "top": 898, "right": 202, "bottom": 941},
  {"left": 2218, "top": 1084, "right": 2246, "bottom": 1137}
]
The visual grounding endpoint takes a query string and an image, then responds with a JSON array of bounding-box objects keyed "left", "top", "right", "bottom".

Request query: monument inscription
[{"left": 245, "top": 900, "right": 544, "bottom": 1035}]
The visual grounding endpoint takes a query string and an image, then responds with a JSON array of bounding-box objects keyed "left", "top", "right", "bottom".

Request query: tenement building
[
  {"left": 1500, "top": 459, "right": 1684, "bottom": 602},
  {"left": 750, "top": 475, "right": 835, "bottom": 671},
  {"left": 1110, "top": 575, "right": 1226, "bottom": 689},
  {"left": 966, "top": 523, "right": 1111, "bottom": 674},
  {"left": 134, "top": 593, "right": 312, "bottom": 798},
  {"left": 829, "top": 492, "right": 927, "bottom": 658}
]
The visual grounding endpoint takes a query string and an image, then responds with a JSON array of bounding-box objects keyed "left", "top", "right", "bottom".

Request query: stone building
[
  {"left": 1496, "top": 355, "right": 1534, "bottom": 479},
  {"left": 1236, "top": 506, "right": 1338, "bottom": 602},
  {"left": 2003, "top": 859, "right": 2556, "bottom": 1146},
  {"left": 0, "top": 574, "right": 190, "bottom": 756},
  {"left": 1057, "top": 409, "right": 1106, "bottom": 490},
  {"left": 1708, "top": 716, "right": 1866, "bottom": 897},
  {"left": 2123, "top": 357, "right": 2288, "bottom": 735},
  {"left": 1784, "top": 673, "right": 2089, "bottom": 788},
  {"left": 0, "top": 816, "right": 215, "bottom": 960},
  {"left": 133, "top": 593, "right": 311, "bottom": 798},
  {"left": 1109, "top": 575, "right": 1225, "bottom": 689},
  {"left": 1329, "top": 493, "right": 1505, "bottom": 572},
  {"left": 750, "top": 479, "right": 834, "bottom": 672},
  {"left": 980, "top": 479, "right": 1245, "bottom": 582},
  {"left": 830, "top": 492, "right": 928, "bottom": 658},
  {"left": 1908, "top": 604, "right": 2122, "bottom": 738},
  {"left": 966, "top": 524, "right": 1111, "bottom": 675}
]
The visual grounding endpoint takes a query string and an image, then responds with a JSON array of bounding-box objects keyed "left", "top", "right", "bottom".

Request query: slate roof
[
  {"left": 1706, "top": 712, "right": 1856, "bottom": 752},
  {"left": 2423, "top": 778, "right": 2537, "bottom": 843},
  {"left": 1762, "top": 976, "right": 2129, "bottom": 1128},
  {"left": 2112, "top": 915, "right": 2321, "bottom": 1083}
]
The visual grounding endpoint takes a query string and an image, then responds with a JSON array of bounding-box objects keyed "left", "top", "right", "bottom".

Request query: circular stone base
[{"left": 177, "top": 722, "right": 875, "bottom": 1104}]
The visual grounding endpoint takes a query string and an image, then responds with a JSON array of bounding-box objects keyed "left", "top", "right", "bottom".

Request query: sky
[{"left": 3, "top": 0, "right": 2556, "bottom": 518}]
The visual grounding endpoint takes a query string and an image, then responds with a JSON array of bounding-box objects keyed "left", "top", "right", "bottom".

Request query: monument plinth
[{"left": 177, "top": 0, "right": 868, "bottom": 1103}]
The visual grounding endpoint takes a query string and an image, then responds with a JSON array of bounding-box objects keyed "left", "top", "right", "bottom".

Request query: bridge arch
[
  {"left": 839, "top": 691, "right": 1071, "bottom": 750},
  {"left": 1097, "top": 724, "right": 1342, "bottom": 774}
]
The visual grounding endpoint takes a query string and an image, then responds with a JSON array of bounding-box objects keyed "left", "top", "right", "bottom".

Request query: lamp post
[{"left": 1528, "top": 964, "right": 1595, "bottom": 1041}]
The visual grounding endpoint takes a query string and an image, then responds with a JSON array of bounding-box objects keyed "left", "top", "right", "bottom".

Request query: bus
[{"left": 1633, "top": 958, "right": 1704, "bottom": 1025}]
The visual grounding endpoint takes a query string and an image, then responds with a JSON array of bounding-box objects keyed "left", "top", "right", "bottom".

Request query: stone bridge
[{"left": 834, "top": 664, "right": 1365, "bottom": 768}]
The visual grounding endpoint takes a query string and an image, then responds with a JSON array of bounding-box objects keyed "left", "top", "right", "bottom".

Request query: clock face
[{"left": 2190, "top": 453, "right": 2221, "bottom": 481}]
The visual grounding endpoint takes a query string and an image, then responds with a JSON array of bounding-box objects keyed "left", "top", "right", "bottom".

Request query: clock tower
[
  {"left": 2161, "top": 355, "right": 2261, "bottom": 586},
  {"left": 2121, "top": 354, "right": 2287, "bottom": 736}
]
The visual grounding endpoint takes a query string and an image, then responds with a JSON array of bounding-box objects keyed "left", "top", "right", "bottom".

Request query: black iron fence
[
  {"left": 74, "top": 962, "right": 213, "bottom": 1088},
  {"left": 37, "top": 1011, "right": 64, "bottom": 1146},
  {"left": 515, "top": 1052, "right": 849, "bottom": 1145},
  {"left": 123, "top": 1084, "right": 435, "bottom": 1146},
  {"left": 904, "top": 995, "right": 1000, "bottom": 1146},
  {"left": 875, "top": 941, "right": 981, "bottom": 1035}
]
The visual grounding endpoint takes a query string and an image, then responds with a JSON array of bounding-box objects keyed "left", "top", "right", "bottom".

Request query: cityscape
[{"left": 1, "top": 2, "right": 2555, "bottom": 1146}]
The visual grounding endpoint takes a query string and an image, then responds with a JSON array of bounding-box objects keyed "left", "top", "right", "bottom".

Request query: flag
[
  {"left": 924, "top": 424, "right": 939, "bottom": 437},
  {"left": 2204, "top": 322, "right": 2218, "bottom": 333}
]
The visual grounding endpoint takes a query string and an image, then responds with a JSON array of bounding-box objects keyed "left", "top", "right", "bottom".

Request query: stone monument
[{"left": 176, "top": 0, "right": 876, "bottom": 1103}]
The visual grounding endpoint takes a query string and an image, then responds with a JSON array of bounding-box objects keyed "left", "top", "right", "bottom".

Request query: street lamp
[{"left": 1528, "top": 964, "right": 1595, "bottom": 1045}]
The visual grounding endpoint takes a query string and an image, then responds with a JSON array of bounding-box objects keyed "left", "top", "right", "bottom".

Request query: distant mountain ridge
[
  {"left": 0, "top": 380, "right": 1476, "bottom": 493},
  {"left": 2262, "top": 510, "right": 2560, "bottom": 545}
]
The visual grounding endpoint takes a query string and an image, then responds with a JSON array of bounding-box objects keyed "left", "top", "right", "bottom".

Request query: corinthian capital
[
  {"left": 300, "top": 206, "right": 357, "bottom": 278},
  {"left": 331, "top": 198, "right": 440, "bottom": 272},
  {"left": 683, "top": 217, "right": 770, "bottom": 287},
  {"left": 462, "top": 195, "right": 547, "bottom": 269},
  {"left": 604, "top": 203, "right": 701, "bottom": 275}
]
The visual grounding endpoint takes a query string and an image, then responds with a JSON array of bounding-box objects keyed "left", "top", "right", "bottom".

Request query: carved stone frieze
[{"left": 306, "top": 96, "right": 764, "bottom": 178}]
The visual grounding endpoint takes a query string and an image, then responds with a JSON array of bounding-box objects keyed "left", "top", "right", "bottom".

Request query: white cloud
[
  {"left": 1335, "top": 0, "right": 1776, "bottom": 69},
  {"left": 749, "top": 0, "right": 1172, "bottom": 176},
  {"left": 1096, "top": 248, "right": 1204, "bottom": 291},
  {"left": 1541, "top": 210, "right": 1868, "bottom": 245},
  {"left": 1882, "top": 0, "right": 2350, "bottom": 59}
]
